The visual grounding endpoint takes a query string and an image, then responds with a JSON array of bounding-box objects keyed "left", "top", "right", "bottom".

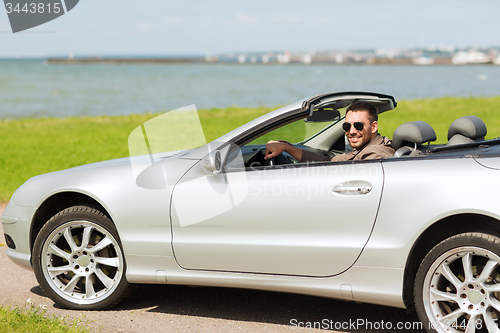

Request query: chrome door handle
[
  {"left": 357, "top": 186, "right": 372, "bottom": 194},
  {"left": 333, "top": 181, "right": 373, "bottom": 196}
]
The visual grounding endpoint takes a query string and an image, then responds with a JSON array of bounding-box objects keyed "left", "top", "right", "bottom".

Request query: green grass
[
  {"left": 378, "top": 96, "right": 500, "bottom": 143},
  {"left": 0, "top": 106, "right": 273, "bottom": 202},
  {"left": 0, "top": 305, "right": 88, "bottom": 333},
  {"left": 1, "top": 97, "right": 499, "bottom": 202}
]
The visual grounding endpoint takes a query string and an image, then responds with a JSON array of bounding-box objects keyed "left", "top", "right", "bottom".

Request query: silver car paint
[
  {"left": 5, "top": 93, "right": 496, "bottom": 312},
  {"left": 171, "top": 159, "right": 385, "bottom": 276},
  {"left": 2, "top": 201, "right": 36, "bottom": 270},
  {"left": 3, "top": 152, "right": 464, "bottom": 309},
  {"left": 475, "top": 155, "right": 500, "bottom": 170},
  {"left": 127, "top": 255, "right": 406, "bottom": 308},
  {"left": 357, "top": 156, "right": 500, "bottom": 270},
  {"left": 4, "top": 156, "right": 199, "bottom": 266}
]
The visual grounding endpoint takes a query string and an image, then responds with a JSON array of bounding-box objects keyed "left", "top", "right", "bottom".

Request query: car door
[{"left": 170, "top": 157, "right": 384, "bottom": 277}]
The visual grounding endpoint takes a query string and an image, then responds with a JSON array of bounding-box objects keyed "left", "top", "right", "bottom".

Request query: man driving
[{"left": 264, "top": 101, "right": 395, "bottom": 162}]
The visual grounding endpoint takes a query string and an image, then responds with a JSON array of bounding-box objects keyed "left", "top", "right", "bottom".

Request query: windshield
[{"left": 247, "top": 107, "right": 346, "bottom": 146}]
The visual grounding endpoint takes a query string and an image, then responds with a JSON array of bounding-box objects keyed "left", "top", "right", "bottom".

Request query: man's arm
[
  {"left": 264, "top": 141, "right": 303, "bottom": 161},
  {"left": 265, "top": 141, "right": 336, "bottom": 162},
  {"left": 301, "top": 149, "right": 338, "bottom": 162}
]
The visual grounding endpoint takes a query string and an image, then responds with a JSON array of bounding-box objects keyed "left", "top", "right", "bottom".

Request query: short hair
[{"left": 346, "top": 101, "right": 378, "bottom": 122}]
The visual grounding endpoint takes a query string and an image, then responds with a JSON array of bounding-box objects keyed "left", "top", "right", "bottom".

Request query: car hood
[
  {"left": 68, "top": 150, "right": 186, "bottom": 171},
  {"left": 10, "top": 149, "right": 197, "bottom": 208}
]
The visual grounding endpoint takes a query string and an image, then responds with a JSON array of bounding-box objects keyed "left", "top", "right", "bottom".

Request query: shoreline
[
  {"left": 3, "top": 58, "right": 499, "bottom": 66},
  {"left": 0, "top": 95, "right": 499, "bottom": 122},
  {"left": 47, "top": 57, "right": 216, "bottom": 64},
  {"left": 45, "top": 58, "right": 496, "bottom": 66}
]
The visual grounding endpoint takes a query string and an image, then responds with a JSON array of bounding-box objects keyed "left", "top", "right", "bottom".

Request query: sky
[{"left": 0, "top": 0, "right": 499, "bottom": 58}]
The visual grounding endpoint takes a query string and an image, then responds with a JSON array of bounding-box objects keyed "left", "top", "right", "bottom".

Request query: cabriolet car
[{"left": 3, "top": 91, "right": 500, "bottom": 333}]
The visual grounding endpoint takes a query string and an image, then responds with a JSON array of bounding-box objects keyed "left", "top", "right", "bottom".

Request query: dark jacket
[{"left": 300, "top": 134, "right": 395, "bottom": 162}]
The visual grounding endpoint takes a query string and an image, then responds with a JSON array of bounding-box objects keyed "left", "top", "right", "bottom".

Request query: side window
[
  {"left": 247, "top": 120, "right": 306, "bottom": 145},
  {"left": 247, "top": 114, "right": 341, "bottom": 146},
  {"left": 236, "top": 118, "right": 341, "bottom": 170}
]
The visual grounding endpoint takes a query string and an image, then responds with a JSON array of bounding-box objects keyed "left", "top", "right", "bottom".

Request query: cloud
[
  {"left": 135, "top": 21, "right": 152, "bottom": 32},
  {"left": 270, "top": 14, "right": 303, "bottom": 23},
  {"left": 235, "top": 13, "right": 258, "bottom": 24},
  {"left": 159, "top": 16, "right": 184, "bottom": 26}
]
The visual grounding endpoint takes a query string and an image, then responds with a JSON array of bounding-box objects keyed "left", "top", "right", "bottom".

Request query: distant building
[
  {"left": 277, "top": 52, "right": 291, "bottom": 64},
  {"left": 412, "top": 56, "right": 435, "bottom": 65},
  {"left": 301, "top": 54, "right": 312, "bottom": 64},
  {"left": 452, "top": 50, "right": 490, "bottom": 65},
  {"left": 217, "top": 46, "right": 500, "bottom": 65}
]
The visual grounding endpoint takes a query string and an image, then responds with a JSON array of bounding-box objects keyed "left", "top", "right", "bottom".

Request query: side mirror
[
  {"left": 201, "top": 150, "right": 222, "bottom": 175},
  {"left": 305, "top": 109, "right": 341, "bottom": 123}
]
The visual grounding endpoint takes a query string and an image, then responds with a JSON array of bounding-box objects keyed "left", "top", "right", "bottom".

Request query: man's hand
[
  {"left": 264, "top": 140, "right": 303, "bottom": 161},
  {"left": 264, "top": 141, "right": 286, "bottom": 160}
]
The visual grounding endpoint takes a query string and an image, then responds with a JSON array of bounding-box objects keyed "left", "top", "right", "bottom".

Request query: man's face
[{"left": 344, "top": 110, "right": 378, "bottom": 149}]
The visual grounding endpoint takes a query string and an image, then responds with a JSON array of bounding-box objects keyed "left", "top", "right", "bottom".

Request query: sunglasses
[{"left": 342, "top": 121, "right": 365, "bottom": 132}]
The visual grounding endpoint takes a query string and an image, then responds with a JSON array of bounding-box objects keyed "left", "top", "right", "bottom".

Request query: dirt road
[{"left": 0, "top": 204, "right": 424, "bottom": 333}]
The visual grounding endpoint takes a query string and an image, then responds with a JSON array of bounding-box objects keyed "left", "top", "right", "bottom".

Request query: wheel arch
[
  {"left": 30, "top": 192, "right": 111, "bottom": 254},
  {"left": 402, "top": 213, "right": 500, "bottom": 311}
]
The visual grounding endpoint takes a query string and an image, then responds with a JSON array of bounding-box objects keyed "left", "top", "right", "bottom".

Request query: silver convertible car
[{"left": 3, "top": 91, "right": 500, "bottom": 333}]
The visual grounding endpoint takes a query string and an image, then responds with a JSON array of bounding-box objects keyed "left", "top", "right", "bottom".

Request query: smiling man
[{"left": 264, "top": 101, "right": 395, "bottom": 162}]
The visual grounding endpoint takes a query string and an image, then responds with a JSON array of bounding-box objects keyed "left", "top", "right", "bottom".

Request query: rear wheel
[
  {"left": 415, "top": 233, "right": 500, "bottom": 333},
  {"left": 33, "top": 206, "right": 130, "bottom": 310}
]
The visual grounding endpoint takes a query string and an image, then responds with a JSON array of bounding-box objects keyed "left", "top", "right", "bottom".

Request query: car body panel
[
  {"left": 4, "top": 91, "right": 500, "bottom": 317},
  {"left": 126, "top": 254, "right": 406, "bottom": 309},
  {"left": 2, "top": 201, "right": 36, "bottom": 270},
  {"left": 475, "top": 147, "right": 500, "bottom": 169},
  {"left": 4, "top": 155, "right": 199, "bottom": 265},
  {"left": 171, "top": 158, "right": 384, "bottom": 276},
  {"left": 356, "top": 156, "right": 500, "bottom": 270}
]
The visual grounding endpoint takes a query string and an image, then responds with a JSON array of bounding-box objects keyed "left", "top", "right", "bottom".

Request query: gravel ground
[{"left": 0, "top": 204, "right": 424, "bottom": 333}]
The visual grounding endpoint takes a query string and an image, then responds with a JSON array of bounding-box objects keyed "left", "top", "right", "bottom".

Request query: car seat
[
  {"left": 392, "top": 121, "right": 437, "bottom": 157},
  {"left": 446, "top": 115, "right": 487, "bottom": 146}
]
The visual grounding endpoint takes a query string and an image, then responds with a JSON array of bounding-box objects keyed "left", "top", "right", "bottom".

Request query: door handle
[
  {"left": 333, "top": 181, "right": 373, "bottom": 196},
  {"left": 357, "top": 186, "right": 372, "bottom": 194}
]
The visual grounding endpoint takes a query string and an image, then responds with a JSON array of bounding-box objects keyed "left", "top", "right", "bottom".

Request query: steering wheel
[
  {"left": 264, "top": 152, "right": 297, "bottom": 166},
  {"left": 264, "top": 156, "right": 275, "bottom": 166}
]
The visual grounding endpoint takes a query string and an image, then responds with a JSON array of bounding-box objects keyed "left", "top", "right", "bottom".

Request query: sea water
[{"left": 1, "top": 60, "right": 499, "bottom": 119}]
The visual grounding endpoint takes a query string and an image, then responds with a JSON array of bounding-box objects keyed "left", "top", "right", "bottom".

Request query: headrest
[
  {"left": 447, "top": 115, "right": 487, "bottom": 140},
  {"left": 392, "top": 121, "right": 437, "bottom": 150}
]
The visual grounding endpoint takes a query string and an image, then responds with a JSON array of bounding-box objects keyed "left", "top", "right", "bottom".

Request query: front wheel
[
  {"left": 33, "top": 206, "right": 130, "bottom": 310},
  {"left": 415, "top": 233, "right": 500, "bottom": 333}
]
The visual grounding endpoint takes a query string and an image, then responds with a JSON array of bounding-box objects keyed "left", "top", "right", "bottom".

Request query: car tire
[
  {"left": 415, "top": 232, "right": 500, "bottom": 333},
  {"left": 33, "top": 205, "right": 130, "bottom": 310}
]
